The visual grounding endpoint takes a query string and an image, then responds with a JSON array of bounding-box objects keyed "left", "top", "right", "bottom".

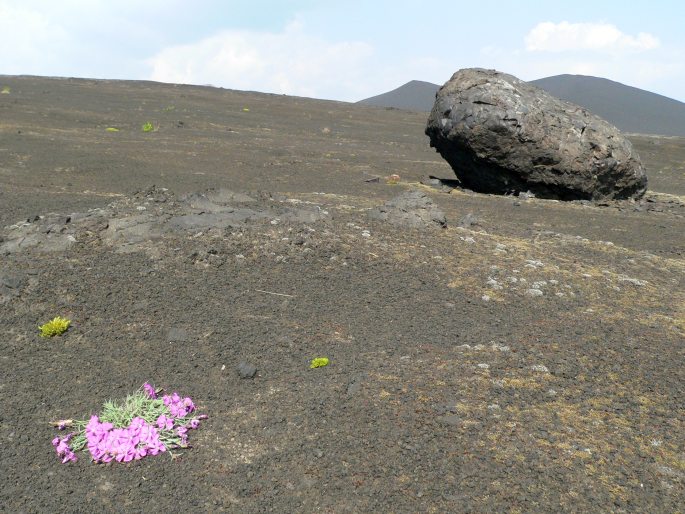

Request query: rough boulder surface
[{"left": 425, "top": 68, "right": 648, "bottom": 200}]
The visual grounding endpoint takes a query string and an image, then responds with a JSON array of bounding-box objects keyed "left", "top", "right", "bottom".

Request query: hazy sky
[{"left": 1, "top": 0, "right": 683, "bottom": 102}]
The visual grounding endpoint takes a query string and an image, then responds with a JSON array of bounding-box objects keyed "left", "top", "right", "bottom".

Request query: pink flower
[
  {"left": 188, "top": 419, "right": 200, "bottom": 430},
  {"left": 176, "top": 426, "right": 189, "bottom": 446},
  {"left": 163, "top": 392, "right": 181, "bottom": 407},
  {"left": 62, "top": 450, "right": 78, "bottom": 463},
  {"left": 143, "top": 383, "right": 157, "bottom": 399},
  {"left": 86, "top": 415, "right": 113, "bottom": 443},
  {"left": 163, "top": 392, "right": 194, "bottom": 418},
  {"left": 52, "top": 433, "right": 78, "bottom": 463},
  {"left": 156, "top": 414, "right": 174, "bottom": 431}
]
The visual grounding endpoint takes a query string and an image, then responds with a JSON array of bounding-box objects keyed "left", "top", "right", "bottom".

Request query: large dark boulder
[{"left": 425, "top": 68, "right": 648, "bottom": 200}]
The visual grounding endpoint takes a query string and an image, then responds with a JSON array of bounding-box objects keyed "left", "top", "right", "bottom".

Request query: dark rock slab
[
  {"left": 167, "top": 210, "right": 264, "bottom": 230},
  {"left": 425, "top": 68, "right": 648, "bottom": 201},
  {"left": 0, "top": 271, "right": 27, "bottom": 302},
  {"left": 368, "top": 191, "right": 446, "bottom": 228},
  {"left": 103, "top": 214, "right": 167, "bottom": 244},
  {"left": 1, "top": 187, "right": 328, "bottom": 255}
]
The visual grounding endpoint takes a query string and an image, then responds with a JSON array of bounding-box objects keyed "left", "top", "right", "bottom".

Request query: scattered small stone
[
  {"left": 477, "top": 363, "right": 490, "bottom": 369},
  {"left": 531, "top": 364, "right": 549, "bottom": 373},
  {"left": 458, "top": 213, "right": 480, "bottom": 228},
  {"left": 166, "top": 327, "right": 189, "bottom": 342},
  {"left": 437, "top": 414, "right": 460, "bottom": 427},
  {"left": 237, "top": 361, "right": 257, "bottom": 379},
  {"left": 525, "top": 289, "right": 544, "bottom": 297},
  {"left": 346, "top": 373, "right": 366, "bottom": 396},
  {"left": 486, "top": 277, "right": 503, "bottom": 290},
  {"left": 618, "top": 276, "right": 647, "bottom": 286}
]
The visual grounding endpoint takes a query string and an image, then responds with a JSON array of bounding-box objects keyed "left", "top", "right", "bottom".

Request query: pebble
[
  {"left": 166, "top": 327, "right": 189, "bottom": 342},
  {"left": 237, "top": 361, "right": 257, "bottom": 379},
  {"left": 438, "top": 414, "right": 460, "bottom": 426},
  {"left": 531, "top": 364, "right": 549, "bottom": 373}
]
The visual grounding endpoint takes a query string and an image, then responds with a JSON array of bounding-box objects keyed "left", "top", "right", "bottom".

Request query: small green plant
[
  {"left": 39, "top": 316, "right": 71, "bottom": 337},
  {"left": 242, "top": 107, "right": 250, "bottom": 112},
  {"left": 310, "top": 357, "right": 330, "bottom": 369},
  {"left": 142, "top": 121, "right": 154, "bottom": 132},
  {"left": 162, "top": 105, "right": 176, "bottom": 112},
  {"left": 1, "top": 86, "right": 10, "bottom": 94},
  {"left": 105, "top": 127, "right": 120, "bottom": 132}
]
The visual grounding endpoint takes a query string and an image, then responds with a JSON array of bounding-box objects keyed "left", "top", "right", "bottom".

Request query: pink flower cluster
[
  {"left": 86, "top": 415, "right": 166, "bottom": 463},
  {"left": 163, "top": 392, "right": 195, "bottom": 418},
  {"left": 52, "top": 433, "right": 77, "bottom": 463},
  {"left": 51, "top": 382, "right": 207, "bottom": 464}
]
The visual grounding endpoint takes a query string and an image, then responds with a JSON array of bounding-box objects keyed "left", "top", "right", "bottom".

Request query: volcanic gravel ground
[{"left": 0, "top": 76, "right": 683, "bottom": 512}]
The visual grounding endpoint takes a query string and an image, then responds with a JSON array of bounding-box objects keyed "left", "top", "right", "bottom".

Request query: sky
[{"left": 1, "top": 0, "right": 684, "bottom": 102}]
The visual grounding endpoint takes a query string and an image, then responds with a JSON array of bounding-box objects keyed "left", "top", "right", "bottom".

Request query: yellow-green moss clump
[
  {"left": 39, "top": 316, "right": 71, "bottom": 337},
  {"left": 310, "top": 357, "right": 330, "bottom": 369}
]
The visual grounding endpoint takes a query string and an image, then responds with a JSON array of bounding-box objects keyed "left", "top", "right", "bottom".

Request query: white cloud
[
  {"left": 147, "top": 21, "right": 374, "bottom": 101},
  {"left": 525, "top": 22, "right": 659, "bottom": 52},
  {"left": 0, "top": 3, "right": 69, "bottom": 74}
]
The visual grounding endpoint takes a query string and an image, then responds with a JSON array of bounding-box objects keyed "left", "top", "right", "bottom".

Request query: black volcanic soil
[{"left": 1, "top": 76, "right": 684, "bottom": 513}]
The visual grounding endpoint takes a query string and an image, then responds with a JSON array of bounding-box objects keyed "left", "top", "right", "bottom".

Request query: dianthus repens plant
[
  {"left": 39, "top": 316, "right": 71, "bottom": 337},
  {"left": 51, "top": 383, "right": 206, "bottom": 464}
]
